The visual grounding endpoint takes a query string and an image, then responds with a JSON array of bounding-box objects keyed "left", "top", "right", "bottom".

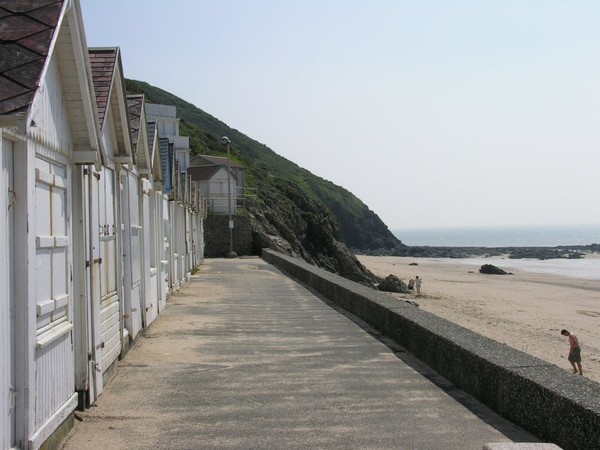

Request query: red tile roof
[
  {"left": 88, "top": 48, "right": 118, "bottom": 128},
  {"left": 0, "top": 1, "right": 64, "bottom": 115}
]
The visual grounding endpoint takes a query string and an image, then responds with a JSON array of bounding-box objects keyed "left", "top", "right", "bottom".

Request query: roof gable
[
  {"left": 188, "top": 164, "right": 229, "bottom": 181},
  {"left": 146, "top": 120, "right": 163, "bottom": 181},
  {"left": 88, "top": 47, "right": 116, "bottom": 129},
  {"left": 127, "top": 94, "right": 151, "bottom": 172},
  {"left": 1, "top": 0, "right": 101, "bottom": 164},
  {"left": 89, "top": 46, "right": 132, "bottom": 162},
  {"left": 190, "top": 154, "right": 243, "bottom": 169}
]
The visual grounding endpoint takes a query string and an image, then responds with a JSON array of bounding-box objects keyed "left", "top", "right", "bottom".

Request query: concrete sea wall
[{"left": 262, "top": 249, "right": 600, "bottom": 450}]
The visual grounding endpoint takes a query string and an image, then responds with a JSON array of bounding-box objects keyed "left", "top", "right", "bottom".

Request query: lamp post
[{"left": 221, "top": 136, "right": 237, "bottom": 257}]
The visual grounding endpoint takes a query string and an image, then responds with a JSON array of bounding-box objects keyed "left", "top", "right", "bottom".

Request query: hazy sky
[{"left": 81, "top": 1, "right": 600, "bottom": 230}]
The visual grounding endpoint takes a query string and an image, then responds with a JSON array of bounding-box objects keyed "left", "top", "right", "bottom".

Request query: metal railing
[{"left": 206, "top": 186, "right": 257, "bottom": 215}]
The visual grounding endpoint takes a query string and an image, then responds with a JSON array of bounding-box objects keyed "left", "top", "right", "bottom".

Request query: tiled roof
[
  {"left": 88, "top": 48, "right": 117, "bottom": 128},
  {"left": 0, "top": 0, "right": 64, "bottom": 115},
  {"left": 190, "top": 154, "right": 243, "bottom": 169},
  {"left": 188, "top": 164, "right": 224, "bottom": 181}
]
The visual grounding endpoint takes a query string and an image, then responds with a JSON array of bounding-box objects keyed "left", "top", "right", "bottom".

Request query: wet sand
[{"left": 358, "top": 255, "right": 600, "bottom": 383}]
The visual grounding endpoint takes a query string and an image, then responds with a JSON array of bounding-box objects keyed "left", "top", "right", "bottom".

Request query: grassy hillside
[{"left": 125, "top": 79, "right": 401, "bottom": 251}]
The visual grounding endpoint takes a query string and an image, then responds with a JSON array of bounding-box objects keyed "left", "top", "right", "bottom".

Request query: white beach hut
[
  {"left": 88, "top": 47, "right": 147, "bottom": 350},
  {"left": 0, "top": 0, "right": 102, "bottom": 447},
  {"left": 75, "top": 46, "right": 133, "bottom": 405},
  {"left": 147, "top": 121, "right": 170, "bottom": 310},
  {"left": 128, "top": 94, "right": 161, "bottom": 328}
]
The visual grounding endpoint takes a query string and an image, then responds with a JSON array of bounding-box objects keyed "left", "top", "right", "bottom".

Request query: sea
[
  {"left": 392, "top": 224, "right": 600, "bottom": 248},
  {"left": 392, "top": 224, "right": 600, "bottom": 281}
]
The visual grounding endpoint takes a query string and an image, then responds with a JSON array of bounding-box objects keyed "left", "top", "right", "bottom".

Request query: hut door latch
[
  {"left": 9, "top": 385, "right": 16, "bottom": 409},
  {"left": 7, "top": 188, "right": 16, "bottom": 210}
]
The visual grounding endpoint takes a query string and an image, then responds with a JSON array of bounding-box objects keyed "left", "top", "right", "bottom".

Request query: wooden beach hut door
[
  {"left": 88, "top": 167, "right": 122, "bottom": 385},
  {"left": 120, "top": 170, "right": 143, "bottom": 340},
  {"left": 1, "top": 138, "right": 16, "bottom": 448},
  {"left": 98, "top": 168, "right": 122, "bottom": 372},
  {"left": 84, "top": 167, "right": 104, "bottom": 399}
]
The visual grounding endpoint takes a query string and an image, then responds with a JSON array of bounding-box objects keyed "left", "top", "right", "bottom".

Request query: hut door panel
[
  {"left": 159, "top": 194, "right": 168, "bottom": 310},
  {"left": 120, "top": 171, "right": 142, "bottom": 340},
  {"left": 33, "top": 159, "right": 75, "bottom": 428},
  {"left": 98, "top": 168, "right": 121, "bottom": 371},
  {"left": 1, "top": 139, "right": 16, "bottom": 448},
  {"left": 87, "top": 168, "right": 104, "bottom": 397},
  {"left": 127, "top": 172, "right": 142, "bottom": 338}
]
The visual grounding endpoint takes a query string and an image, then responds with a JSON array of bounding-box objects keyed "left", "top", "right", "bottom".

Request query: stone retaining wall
[
  {"left": 262, "top": 249, "right": 600, "bottom": 450},
  {"left": 205, "top": 215, "right": 253, "bottom": 257}
]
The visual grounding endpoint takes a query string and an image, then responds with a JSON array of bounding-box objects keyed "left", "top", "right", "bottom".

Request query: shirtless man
[{"left": 561, "top": 329, "right": 583, "bottom": 376}]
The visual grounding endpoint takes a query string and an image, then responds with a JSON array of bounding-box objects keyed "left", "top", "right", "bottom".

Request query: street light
[{"left": 221, "top": 136, "right": 237, "bottom": 258}]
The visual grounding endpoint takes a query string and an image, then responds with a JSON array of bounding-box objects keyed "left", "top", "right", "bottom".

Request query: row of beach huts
[{"left": 0, "top": 1, "right": 207, "bottom": 448}]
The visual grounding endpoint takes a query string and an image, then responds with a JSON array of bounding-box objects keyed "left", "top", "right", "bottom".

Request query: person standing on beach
[
  {"left": 415, "top": 276, "right": 422, "bottom": 295},
  {"left": 561, "top": 329, "right": 583, "bottom": 375}
]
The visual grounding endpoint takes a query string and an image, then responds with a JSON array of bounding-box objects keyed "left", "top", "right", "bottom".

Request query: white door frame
[
  {"left": 1, "top": 136, "right": 16, "bottom": 448},
  {"left": 88, "top": 167, "right": 105, "bottom": 397}
]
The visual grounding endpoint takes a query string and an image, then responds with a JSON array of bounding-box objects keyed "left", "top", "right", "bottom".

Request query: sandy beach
[{"left": 358, "top": 255, "right": 600, "bottom": 383}]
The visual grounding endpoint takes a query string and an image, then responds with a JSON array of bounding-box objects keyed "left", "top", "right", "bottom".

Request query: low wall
[{"left": 262, "top": 249, "right": 600, "bottom": 450}]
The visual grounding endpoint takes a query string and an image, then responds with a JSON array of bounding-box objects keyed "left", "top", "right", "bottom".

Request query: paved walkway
[{"left": 61, "top": 258, "right": 537, "bottom": 449}]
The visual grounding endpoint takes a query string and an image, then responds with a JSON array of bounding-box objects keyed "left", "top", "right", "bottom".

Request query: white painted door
[
  {"left": 1, "top": 138, "right": 16, "bottom": 448},
  {"left": 160, "top": 194, "right": 170, "bottom": 308},
  {"left": 142, "top": 184, "right": 157, "bottom": 327},
  {"left": 120, "top": 171, "right": 143, "bottom": 340},
  {"left": 86, "top": 168, "right": 103, "bottom": 398},
  {"left": 98, "top": 168, "right": 121, "bottom": 371},
  {"left": 33, "top": 158, "right": 76, "bottom": 432},
  {"left": 82, "top": 166, "right": 123, "bottom": 398}
]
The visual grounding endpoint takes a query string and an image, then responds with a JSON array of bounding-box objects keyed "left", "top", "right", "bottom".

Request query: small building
[
  {"left": 190, "top": 154, "right": 245, "bottom": 200},
  {"left": 188, "top": 164, "right": 237, "bottom": 214}
]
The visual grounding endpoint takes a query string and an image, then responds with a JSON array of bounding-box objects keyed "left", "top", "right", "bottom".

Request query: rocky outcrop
[
  {"left": 378, "top": 275, "right": 411, "bottom": 294},
  {"left": 248, "top": 169, "right": 378, "bottom": 287},
  {"left": 479, "top": 264, "right": 509, "bottom": 275}
]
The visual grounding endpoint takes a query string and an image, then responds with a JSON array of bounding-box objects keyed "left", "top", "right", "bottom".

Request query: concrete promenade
[{"left": 60, "top": 257, "right": 537, "bottom": 449}]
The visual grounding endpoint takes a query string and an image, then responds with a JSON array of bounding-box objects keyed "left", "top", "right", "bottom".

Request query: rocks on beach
[
  {"left": 479, "top": 264, "right": 509, "bottom": 275},
  {"left": 378, "top": 274, "right": 411, "bottom": 294}
]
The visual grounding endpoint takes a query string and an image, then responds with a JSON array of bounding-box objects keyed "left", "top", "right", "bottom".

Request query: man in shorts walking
[{"left": 561, "top": 329, "right": 583, "bottom": 376}]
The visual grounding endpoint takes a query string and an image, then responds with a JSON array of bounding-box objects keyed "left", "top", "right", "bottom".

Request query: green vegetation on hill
[{"left": 125, "top": 78, "right": 401, "bottom": 251}]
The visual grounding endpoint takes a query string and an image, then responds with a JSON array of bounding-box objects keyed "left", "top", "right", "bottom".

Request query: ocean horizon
[{"left": 392, "top": 224, "right": 600, "bottom": 248}]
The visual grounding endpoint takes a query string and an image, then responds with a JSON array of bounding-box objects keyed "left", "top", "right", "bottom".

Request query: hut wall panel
[
  {"left": 34, "top": 334, "right": 74, "bottom": 430},
  {"left": 29, "top": 57, "right": 74, "bottom": 156}
]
